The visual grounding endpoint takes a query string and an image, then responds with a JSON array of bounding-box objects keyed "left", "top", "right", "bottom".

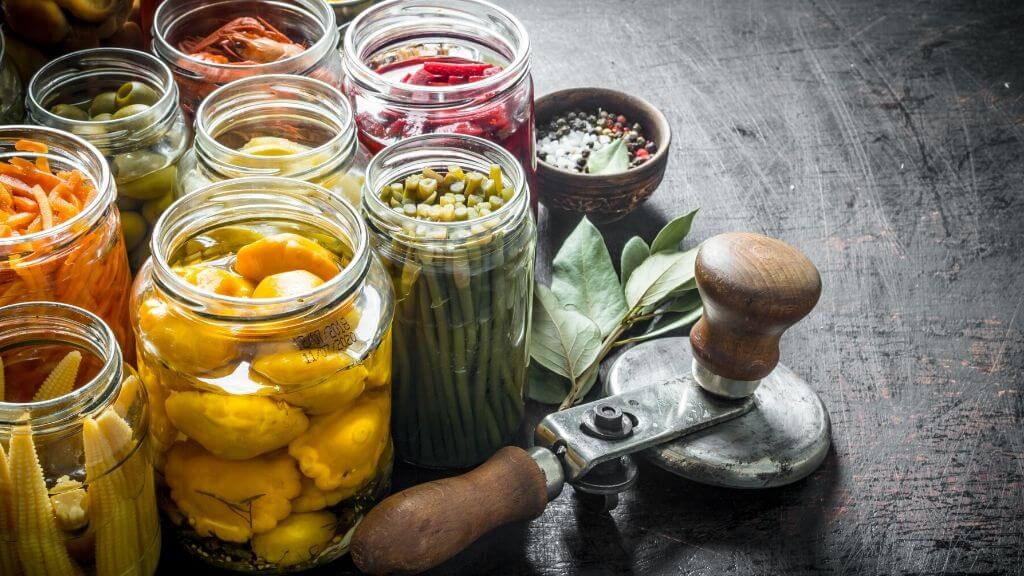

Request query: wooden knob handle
[
  {"left": 351, "top": 446, "right": 551, "bottom": 575},
  {"left": 690, "top": 232, "right": 821, "bottom": 381}
]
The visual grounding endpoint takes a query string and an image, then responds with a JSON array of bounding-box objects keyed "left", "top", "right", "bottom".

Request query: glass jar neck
[
  {"left": 26, "top": 48, "right": 182, "bottom": 155},
  {"left": 362, "top": 133, "right": 529, "bottom": 249},
  {"left": 150, "top": 176, "right": 371, "bottom": 321},
  {"left": 0, "top": 126, "right": 115, "bottom": 258},
  {"left": 153, "top": 0, "right": 339, "bottom": 80},
  {"left": 343, "top": 0, "right": 531, "bottom": 106},
  {"left": 0, "top": 302, "right": 122, "bottom": 434},
  {"left": 193, "top": 74, "right": 357, "bottom": 181}
]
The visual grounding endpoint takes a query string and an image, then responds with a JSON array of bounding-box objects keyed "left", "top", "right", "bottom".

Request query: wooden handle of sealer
[
  {"left": 690, "top": 232, "right": 821, "bottom": 381},
  {"left": 351, "top": 446, "right": 551, "bottom": 575}
]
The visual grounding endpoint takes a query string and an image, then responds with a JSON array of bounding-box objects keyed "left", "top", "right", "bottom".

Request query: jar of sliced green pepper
[
  {"left": 176, "top": 74, "right": 368, "bottom": 207},
  {"left": 26, "top": 48, "right": 189, "bottom": 271},
  {"left": 363, "top": 133, "right": 536, "bottom": 468}
]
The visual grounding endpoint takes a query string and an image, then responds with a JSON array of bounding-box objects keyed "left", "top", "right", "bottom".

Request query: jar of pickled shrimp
[
  {"left": 152, "top": 0, "right": 344, "bottom": 118},
  {"left": 0, "top": 301, "right": 160, "bottom": 576},
  {"left": 176, "top": 74, "right": 369, "bottom": 207},
  {"left": 363, "top": 133, "right": 535, "bottom": 468},
  {"left": 26, "top": 48, "right": 190, "bottom": 271},
  {"left": 342, "top": 0, "right": 536, "bottom": 206},
  {"left": 0, "top": 126, "right": 134, "bottom": 359},
  {"left": 131, "top": 177, "right": 394, "bottom": 572}
]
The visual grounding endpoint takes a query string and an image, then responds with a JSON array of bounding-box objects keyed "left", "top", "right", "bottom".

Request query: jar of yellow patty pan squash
[
  {"left": 130, "top": 177, "right": 394, "bottom": 573},
  {"left": 0, "top": 301, "right": 160, "bottom": 576}
]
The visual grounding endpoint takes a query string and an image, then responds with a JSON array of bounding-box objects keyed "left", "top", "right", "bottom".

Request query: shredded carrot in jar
[{"left": 0, "top": 139, "right": 134, "bottom": 359}]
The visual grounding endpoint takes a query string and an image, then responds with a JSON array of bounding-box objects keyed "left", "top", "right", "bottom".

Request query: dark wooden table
[{"left": 161, "top": 0, "right": 1024, "bottom": 574}]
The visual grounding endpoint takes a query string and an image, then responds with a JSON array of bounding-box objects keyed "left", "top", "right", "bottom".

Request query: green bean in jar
[{"left": 364, "top": 134, "right": 536, "bottom": 469}]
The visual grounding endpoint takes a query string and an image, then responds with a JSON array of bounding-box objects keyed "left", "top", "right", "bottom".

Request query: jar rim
[
  {"left": 150, "top": 176, "right": 371, "bottom": 320},
  {"left": 0, "top": 302, "right": 122, "bottom": 432},
  {"left": 193, "top": 74, "right": 356, "bottom": 178},
  {"left": 0, "top": 125, "right": 114, "bottom": 246},
  {"left": 362, "top": 133, "right": 528, "bottom": 244},
  {"left": 153, "top": 0, "right": 339, "bottom": 73},
  {"left": 343, "top": 0, "right": 531, "bottom": 101},
  {"left": 26, "top": 48, "right": 180, "bottom": 137}
]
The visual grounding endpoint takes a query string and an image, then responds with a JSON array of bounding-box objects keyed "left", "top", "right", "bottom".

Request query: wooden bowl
[{"left": 535, "top": 88, "right": 671, "bottom": 223}]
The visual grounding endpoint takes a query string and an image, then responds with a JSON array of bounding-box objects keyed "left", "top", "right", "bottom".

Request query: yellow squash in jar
[
  {"left": 164, "top": 391, "right": 309, "bottom": 460},
  {"left": 251, "top": 347, "right": 367, "bottom": 415},
  {"left": 288, "top": 394, "right": 388, "bottom": 493},
  {"left": 234, "top": 233, "right": 341, "bottom": 283},
  {"left": 164, "top": 441, "right": 302, "bottom": 543},
  {"left": 137, "top": 298, "right": 238, "bottom": 374},
  {"left": 251, "top": 510, "right": 337, "bottom": 568},
  {"left": 176, "top": 265, "right": 255, "bottom": 298},
  {"left": 252, "top": 270, "right": 325, "bottom": 299},
  {"left": 291, "top": 475, "right": 357, "bottom": 514}
]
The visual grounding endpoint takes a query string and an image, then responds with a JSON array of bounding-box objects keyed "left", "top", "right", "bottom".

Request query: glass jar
[
  {"left": 26, "top": 48, "right": 190, "bottom": 271},
  {"left": 0, "top": 126, "right": 134, "bottom": 359},
  {"left": 329, "top": 0, "right": 379, "bottom": 26},
  {"left": 153, "top": 0, "right": 343, "bottom": 118},
  {"left": 0, "top": 33, "right": 24, "bottom": 123},
  {"left": 342, "top": 0, "right": 536, "bottom": 205},
  {"left": 132, "top": 177, "right": 394, "bottom": 572},
  {"left": 0, "top": 301, "right": 160, "bottom": 576},
  {"left": 363, "top": 133, "right": 535, "bottom": 468},
  {"left": 176, "top": 74, "right": 368, "bottom": 207}
]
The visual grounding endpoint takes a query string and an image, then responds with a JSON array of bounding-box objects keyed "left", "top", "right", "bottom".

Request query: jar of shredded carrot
[
  {"left": 0, "top": 126, "right": 134, "bottom": 360},
  {"left": 0, "top": 301, "right": 160, "bottom": 576}
]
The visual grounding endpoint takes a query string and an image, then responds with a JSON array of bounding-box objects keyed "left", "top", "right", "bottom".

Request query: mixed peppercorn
[{"left": 537, "top": 108, "right": 656, "bottom": 173}]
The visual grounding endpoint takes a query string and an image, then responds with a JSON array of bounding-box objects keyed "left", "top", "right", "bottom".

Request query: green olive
[
  {"left": 116, "top": 195, "right": 142, "bottom": 211},
  {"left": 91, "top": 113, "right": 114, "bottom": 122},
  {"left": 120, "top": 210, "right": 147, "bottom": 251},
  {"left": 115, "top": 81, "right": 159, "bottom": 109},
  {"left": 117, "top": 164, "right": 177, "bottom": 200},
  {"left": 50, "top": 104, "right": 89, "bottom": 121},
  {"left": 89, "top": 92, "right": 118, "bottom": 117},
  {"left": 142, "top": 190, "right": 175, "bottom": 225},
  {"left": 113, "top": 151, "right": 168, "bottom": 183},
  {"left": 112, "top": 103, "right": 150, "bottom": 120}
]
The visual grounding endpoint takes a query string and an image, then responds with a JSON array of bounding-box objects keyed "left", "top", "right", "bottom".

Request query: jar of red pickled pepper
[
  {"left": 0, "top": 126, "right": 134, "bottom": 360},
  {"left": 342, "top": 0, "right": 536, "bottom": 206},
  {"left": 152, "top": 0, "right": 343, "bottom": 118}
]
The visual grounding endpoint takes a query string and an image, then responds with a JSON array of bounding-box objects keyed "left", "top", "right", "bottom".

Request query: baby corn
[
  {"left": 10, "top": 422, "right": 79, "bottom": 576},
  {"left": 96, "top": 409, "right": 159, "bottom": 573},
  {"left": 0, "top": 442, "right": 24, "bottom": 576},
  {"left": 83, "top": 418, "right": 141, "bottom": 576},
  {"left": 32, "top": 352, "right": 82, "bottom": 402}
]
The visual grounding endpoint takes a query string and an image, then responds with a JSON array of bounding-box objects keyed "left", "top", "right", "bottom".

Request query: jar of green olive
[
  {"left": 363, "top": 133, "right": 536, "bottom": 468},
  {"left": 176, "top": 74, "right": 368, "bottom": 207},
  {"left": 26, "top": 48, "right": 190, "bottom": 270}
]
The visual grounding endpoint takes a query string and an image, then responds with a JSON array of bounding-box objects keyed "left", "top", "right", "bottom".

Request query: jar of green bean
[
  {"left": 26, "top": 48, "right": 189, "bottom": 270},
  {"left": 175, "top": 74, "right": 368, "bottom": 207},
  {"left": 363, "top": 133, "right": 536, "bottom": 468}
]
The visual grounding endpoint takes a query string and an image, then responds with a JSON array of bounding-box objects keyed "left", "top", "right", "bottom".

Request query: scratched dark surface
[{"left": 158, "top": 0, "right": 1024, "bottom": 574}]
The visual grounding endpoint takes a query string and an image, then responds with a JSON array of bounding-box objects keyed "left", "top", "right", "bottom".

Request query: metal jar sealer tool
[{"left": 351, "top": 232, "right": 829, "bottom": 575}]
